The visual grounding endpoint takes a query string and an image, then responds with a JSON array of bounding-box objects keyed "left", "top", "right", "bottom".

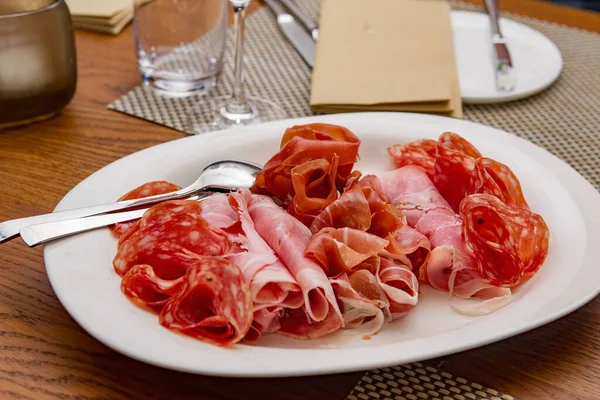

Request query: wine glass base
[{"left": 185, "top": 95, "right": 287, "bottom": 135}]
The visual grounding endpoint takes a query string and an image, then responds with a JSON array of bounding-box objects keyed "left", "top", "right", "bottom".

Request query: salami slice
[
  {"left": 113, "top": 200, "right": 231, "bottom": 276},
  {"left": 460, "top": 194, "right": 549, "bottom": 286},
  {"left": 387, "top": 139, "right": 437, "bottom": 179},
  {"left": 159, "top": 257, "right": 252, "bottom": 346},
  {"left": 121, "top": 265, "right": 184, "bottom": 312},
  {"left": 470, "top": 158, "right": 529, "bottom": 210},
  {"left": 110, "top": 181, "right": 181, "bottom": 237},
  {"left": 433, "top": 133, "right": 480, "bottom": 212}
]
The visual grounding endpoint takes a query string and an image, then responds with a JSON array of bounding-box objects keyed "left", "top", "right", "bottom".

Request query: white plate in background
[{"left": 452, "top": 10, "right": 563, "bottom": 103}]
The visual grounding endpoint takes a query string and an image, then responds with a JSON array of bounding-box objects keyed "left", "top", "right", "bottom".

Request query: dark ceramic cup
[{"left": 0, "top": 0, "right": 77, "bottom": 129}]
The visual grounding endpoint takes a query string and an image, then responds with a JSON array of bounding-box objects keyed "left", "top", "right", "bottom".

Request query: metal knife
[
  {"left": 264, "top": 0, "right": 316, "bottom": 67},
  {"left": 279, "top": 0, "right": 319, "bottom": 41},
  {"left": 483, "top": 0, "right": 516, "bottom": 92}
]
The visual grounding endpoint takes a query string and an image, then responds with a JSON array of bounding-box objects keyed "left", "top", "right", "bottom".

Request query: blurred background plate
[{"left": 452, "top": 10, "right": 563, "bottom": 104}]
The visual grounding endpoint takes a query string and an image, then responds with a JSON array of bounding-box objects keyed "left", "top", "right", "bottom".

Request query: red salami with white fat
[
  {"left": 110, "top": 181, "right": 182, "bottom": 237},
  {"left": 159, "top": 257, "right": 253, "bottom": 346},
  {"left": 460, "top": 194, "right": 549, "bottom": 286},
  {"left": 120, "top": 265, "right": 184, "bottom": 312},
  {"left": 113, "top": 200, "right": 231, "bottom": 277}
]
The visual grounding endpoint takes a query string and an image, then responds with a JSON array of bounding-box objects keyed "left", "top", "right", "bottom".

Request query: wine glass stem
[{"left": 227, "top": 1, "right": 252, "bottom": 115}]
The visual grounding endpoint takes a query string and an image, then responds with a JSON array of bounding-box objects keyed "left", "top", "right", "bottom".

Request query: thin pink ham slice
[
  {"left": 380, "top": 166, "right": 510, "bottom": 314},
  {"left": 226, "top": 190, "right": 303, "bottom": 311},
  {"left": 248, "top": 194, "right": 342, "bottom": 325}
]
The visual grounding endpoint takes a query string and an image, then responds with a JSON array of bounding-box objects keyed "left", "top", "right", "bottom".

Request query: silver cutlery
[
  {"left": 0, "top": 159, "right": 262, "bottom": 243},
  {"left": 279, "top": 0, "right": 319, "bottom": 41},
  {"left": 264, "top": 0, "right": 316, "bottom": 67},
  {"left": 19, "top": 194, "right": 210, "bottom": 247},
  {"left": 483, "top": 0, "right": 516, "bottom": 92}
]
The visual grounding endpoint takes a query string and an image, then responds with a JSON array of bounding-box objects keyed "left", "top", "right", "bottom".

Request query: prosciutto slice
[
  {"left": 248, "top": 194, "right": 342, "bottom": 325},
  {"left": 305, "top": 227, "right": 389, "bottom": 276},
  {"left": 253, "top": 123, "right": 360, "bottom": 204}
]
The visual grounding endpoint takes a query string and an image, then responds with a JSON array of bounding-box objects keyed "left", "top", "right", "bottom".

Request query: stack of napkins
[
  {"left": 310, "top": 0, "right": 462, "bottom": 118},
  {"left": 65, "top": 0, "right": 135, "bottom": 35}
]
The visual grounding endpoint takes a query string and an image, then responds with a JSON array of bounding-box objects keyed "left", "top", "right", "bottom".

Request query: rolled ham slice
[
  {"left": 248, "top": 194, "right": 342, "bottom": 325},
  {"left": 227, "top": 190, "right": 303, "bottom": 310}
]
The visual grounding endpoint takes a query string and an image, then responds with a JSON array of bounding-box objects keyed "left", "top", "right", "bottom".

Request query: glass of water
[{"left": 134, "top": 0, "right": 228, "bottom": 96}]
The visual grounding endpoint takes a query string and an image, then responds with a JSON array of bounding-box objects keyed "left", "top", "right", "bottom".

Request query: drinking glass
[
  {"left": 187, "top": 0, "right": 287, "bottom": 133},
  {"left": 134, "top": 0, "right": 228, "bottom": 96}
]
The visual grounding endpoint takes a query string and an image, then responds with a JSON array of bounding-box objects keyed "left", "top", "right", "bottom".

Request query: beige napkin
[
  {"left": 310, "top": 0, "right": 462, "bottom": 118},
  {"left": 65, "top": 0, "right": 138, "bottom": 35}
]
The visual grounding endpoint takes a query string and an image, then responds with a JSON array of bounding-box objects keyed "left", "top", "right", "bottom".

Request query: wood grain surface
[{"left": 1, "top": 1, "right": 599, "bottom": 399}]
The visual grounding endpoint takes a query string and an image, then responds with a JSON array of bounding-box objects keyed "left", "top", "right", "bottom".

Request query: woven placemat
[
  {"left": 347, "top": 363, "right": 515, "bottom": 400},
  {"left": 107, "top": 1, "right": 600, "bottom": 398},
  {"left": 107, "top": 0, "right": 600, "bottom": 191}
]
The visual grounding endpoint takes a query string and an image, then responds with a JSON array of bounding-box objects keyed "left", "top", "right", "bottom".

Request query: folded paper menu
[
  {"left": 310, "top": 0, "right": 462, "bottom": 118},
  {"left": 65, "top": 0, "right": 136, "bottom": 35}
]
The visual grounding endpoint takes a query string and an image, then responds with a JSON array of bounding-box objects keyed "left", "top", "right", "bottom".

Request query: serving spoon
[{"left": 0, "top": 159, "right": 263, "bottom": 243}]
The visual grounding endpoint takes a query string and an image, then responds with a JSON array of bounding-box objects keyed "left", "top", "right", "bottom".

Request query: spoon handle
[
  {"left": 19, "top": 194, "right": 211, "bottom": 247},
  {"left": 0, "top": 186, "right": 199, "bottom": 243}
]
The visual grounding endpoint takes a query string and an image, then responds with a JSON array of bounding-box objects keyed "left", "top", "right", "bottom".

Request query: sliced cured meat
[
  {"left": 306, "top": 227, "right": 389, "bottom": 276},
  {"left": 159, "top": 257, "right": 252, "bottom": 346},
  {"left": 254, "top": 123, "right": 360, "bottom": 203},
  {"left": 330, "top": 273, "right": 385, "bottom": 336},
  {"left": 469, "top": 158, "right": 529, "bottom": 210},
  {"left": 245, "top": 306, "right": 283, "bottom": 341},
  {"left": 388, "top": 139, "right": 437, "bottom": 179},
  {"left": 309, "top": 183, "right": 371, "bottom": 234},
  {"left": 377, "top": 258, "right": 419, "bottom": 319},
  {"left": 356, "top": 174, "right": 389, "bottom": 212},
  {"left": 288, "top": 157, "right": 340, "bottom": 226},
  {"left": 278, "top": 307, "right": 343, "bottom": 339},
  {"left": 132, "top": 242, "right": 203, "bottom": 280},
  {"left": 200, "top": 193, "right": 240, "bottom": 230},
  {"left": 109, "top": 181, "right": 182, "bottom": 237},
  {"left": 369, "top": 204, "right": 404, "bottom": 238},
  {"left": 227, "top": 190, "right": 303, "bottom": 309},
  {"left": 248, "top": 195, "right": 342, "bottom": 324},
  {"left": 433, "top": 132, "right": 480, "bottom": 212},
  {"left": 113, "top": 200, "right": 231, "bottom": 277},
  {"left": 380, "top": 166, "right": 511, "bottom": 308},
  {"left": 121, "top": 264, "right": 184, "bottom": 312},
  {"left": 461, "top": 194, "right": 549, "bottom": 286},
  {"left": 382, "top": 224, "right": 431, "bottom": 272}
]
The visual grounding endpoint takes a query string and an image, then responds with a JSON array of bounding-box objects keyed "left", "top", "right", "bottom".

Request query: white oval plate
[
  {"left": 44, "top": 113, "right": 599, "bottom": 377},
  {"left": 452, "top": 11, "right": 563, "bottom": 103}
]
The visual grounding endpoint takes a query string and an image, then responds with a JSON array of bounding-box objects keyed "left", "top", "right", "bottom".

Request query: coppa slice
[
  {"left": 248, "top": 194, "right": 342, "bottom": 326},
  {"left": 159, "top": 257, "right": 253, "bottom": 346}
]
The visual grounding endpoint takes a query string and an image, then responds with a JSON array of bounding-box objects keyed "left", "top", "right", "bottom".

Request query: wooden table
[{"left": 1, "top": 1, "right": 599, "bottom": 399}]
